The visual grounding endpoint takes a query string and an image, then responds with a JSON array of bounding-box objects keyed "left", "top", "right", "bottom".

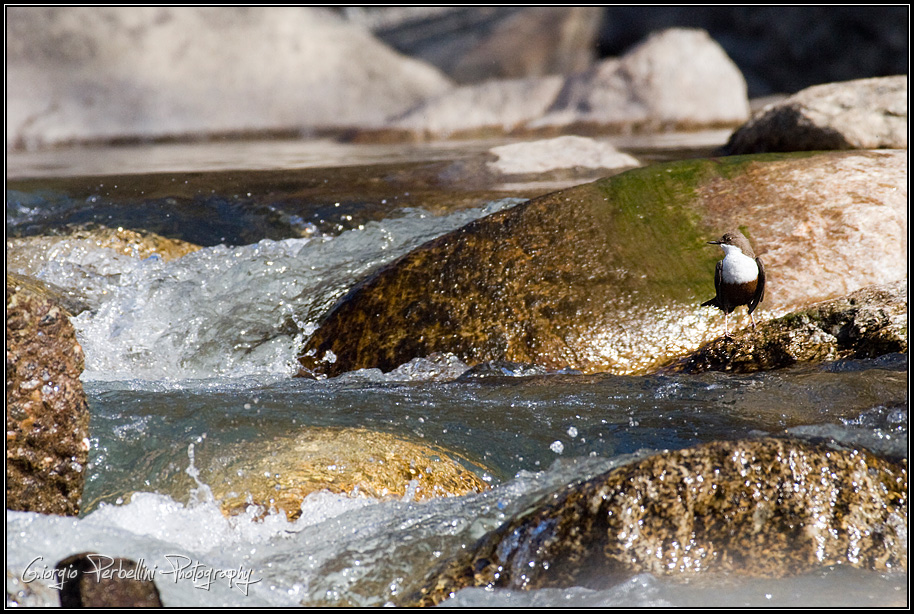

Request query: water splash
[{"left": 10, "top": 199, "right": 523, "bottom": 382}]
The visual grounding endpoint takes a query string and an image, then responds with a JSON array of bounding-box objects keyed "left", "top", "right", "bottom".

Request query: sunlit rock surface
[
  {"left": 199, "top": 427, "right": 489, "bottom": 520},
  {"left": 722, "top": 76, "right": 908, "bottom": 154},
  {"left": 8, "top": 225, "right": 201, "bottom": 267},
  {"left": 298, "top": 150, "right": 906, "bottom": 376},
  {"left": 665, "top": 280, "right": 908, "bottom": 373},
  {"left": 403, "top": 437, "right": 907, "bottom": 606},
  {"left": 487, "top": 136, "right": 639, "bottom": 176},
  {"left": 6, "top": 274, "right": 90, "bottom": 515},
  {"left": 531, "top": 28, "right": 750, "bottom": 132},
  {"left": 386, "top": 28, "right": 749, "bottom": 140},
  {"left": 7, "top": 7, "right": 452, "bottom": 150}
]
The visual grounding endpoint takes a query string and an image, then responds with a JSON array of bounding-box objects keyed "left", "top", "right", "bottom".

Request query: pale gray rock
[
  {"left": 487, "top": 136, "right": 639, "bottom": 175},
  {"left": 7, "top": 7, "right": 453, "bottom": 150},
  {"left": 723, "top": 76, "right": 908, "bottom": 154},
  {"left": 390, "top": 76, "right": 564, "bottom": 138},
  {"left": 389, "top": 28, "right": 750, "bottom": 139},
  {"left": 533, "top": 28, "right": 750, "bottom": 130}
]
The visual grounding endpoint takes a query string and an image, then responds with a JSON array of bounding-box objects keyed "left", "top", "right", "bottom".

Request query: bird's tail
[{"left": 701, "top": 297, "right": 719, "bottom": 308}]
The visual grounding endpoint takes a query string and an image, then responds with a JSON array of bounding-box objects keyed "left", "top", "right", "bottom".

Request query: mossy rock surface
[{"left": 299, "top": 150, "right": 905, "bottom": 376}]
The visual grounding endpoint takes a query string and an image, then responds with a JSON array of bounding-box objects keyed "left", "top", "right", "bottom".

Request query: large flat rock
[{"left": 298, "top": 150, "right": 906, "bottom": 376}]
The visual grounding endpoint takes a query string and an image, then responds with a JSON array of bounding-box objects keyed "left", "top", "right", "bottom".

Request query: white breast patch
[{"left": 720, "top": 245, "right": 758, "bottom": 284}]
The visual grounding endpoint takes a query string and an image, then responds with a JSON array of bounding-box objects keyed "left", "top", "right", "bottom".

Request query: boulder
[
  {"left": 404, "top": 437, "right": 907, "bottom": 606},
  {"left": 486, "top": 136, "right": 639, "bottom": 176},
  {"left": 387, "top": 75, "right": 565, "bottom": 139},
  {"left": 56, "top": 553, "right": 162, "bottom": 607},
  {"left": 594, "top": 6, "right": 909, "bottom": 97},
  {"left": 202, "top": 427, "right": 489, "bottom": 520},
  {"left": 297, "top": 150, "right": 906, "bottom": 377},
  {"left": 722, "top": 76, "right": 908, "bottom": 154},
  {"left": 385, "top": 28, "right": 748, "bottom": 140},
  {"left": 6, "top": 274, "right": 90, "bottom": 515},
  {"left": 531, "top": 28, "right": 750, "bottom": 132},
  {"left": 665, "top": 280, "right": 907, "bottom": 373},
  {"left": 7, "top": 7, "right": 452, "bottom": 150}
]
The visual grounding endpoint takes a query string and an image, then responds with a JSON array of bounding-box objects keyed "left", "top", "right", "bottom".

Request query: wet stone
[
  {"left": 403, "top": 437, "right": 907, "bottom": 606},
  {"left": 55, "top": 553, "right": 162, "bottom": 607},
  {"left": 6, "top": 274, "right": 90, "bottom": 516}
]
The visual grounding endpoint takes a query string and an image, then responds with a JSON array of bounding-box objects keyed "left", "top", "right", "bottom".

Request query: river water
[{"left": 5, "top": 137, "right": 908, "bottom": 606}]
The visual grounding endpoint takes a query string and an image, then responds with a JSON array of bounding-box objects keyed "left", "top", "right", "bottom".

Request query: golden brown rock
[
  {"left": 206, "top": 427, "right": 489, "bottom": 520},
  {"left": 6, "top": 274, "right": 90, "bottom": 515},
  {"left": 406, "top": 437, "right": 907, "bottom": 606}
]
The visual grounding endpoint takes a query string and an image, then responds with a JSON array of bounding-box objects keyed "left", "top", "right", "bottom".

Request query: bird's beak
[{"left": 708, "top": 240, "right": 721, "bottom": 245}]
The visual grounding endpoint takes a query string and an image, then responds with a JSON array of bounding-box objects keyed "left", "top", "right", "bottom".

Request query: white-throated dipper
[{"left": 701, "top": 230, "right": 765, "bottom": 336}]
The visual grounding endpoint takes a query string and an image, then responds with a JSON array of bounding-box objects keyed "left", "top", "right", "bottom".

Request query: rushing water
[{"left": 5, "top": 139, "right": 908, "bottom": 606}]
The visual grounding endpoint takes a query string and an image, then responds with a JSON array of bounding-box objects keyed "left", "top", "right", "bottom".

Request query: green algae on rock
[
  {"left": 298, "top": 150, "right": 906, "bottom": 377},
  {"left": 403, "top": 437, "right": 907, "bottom": 606},
  {"left": 6, "top": 274, "right": 90, "bottom": 516}
]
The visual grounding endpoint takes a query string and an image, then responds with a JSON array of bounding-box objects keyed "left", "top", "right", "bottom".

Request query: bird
[{"left": 701, "top": 230, "right": 765, "bottom": 336}]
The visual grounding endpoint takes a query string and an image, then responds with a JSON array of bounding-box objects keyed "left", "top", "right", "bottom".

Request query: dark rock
[
  {"left": 297, "top": 150, "right": 906, "bottom": 377},
  {"left": 351, "top": 7, "right": 604, "bottom": 84},
  {"left": 56, "top": 553, "right": 162, "bottom": 607},
  {"left": 403, "top": 437, "right": 907, "bottom": 606},
  {"left": 595, "top": 6, "right": 909, "bottom": 98},
  {"left": 6, "top": 274, "right": 90, "bottom": 515},
  {"left": 665, "top": 280, "right": 907, "bottom": 373},
  {"left": 722, "top": 76, "right": 907, "bottom": 154}
]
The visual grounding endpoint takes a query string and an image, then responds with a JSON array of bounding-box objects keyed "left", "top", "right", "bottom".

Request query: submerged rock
[
  {"left": 722, "top": 76, "right": 908, "bottom": 154},
  {"left": 6, "top": 274, "right": 90, "bottom": 516},
  {"left": 403, "top": 437, "right": 907, "bottom": 606},
  {"left": 8, "top": 225, "right": 201, "bottom": 266},
  {"left": 206, "top": 427, "right": 489, "bottom": 520},
  {"left": 665, "top": 280, "right": 908, "bottom": 373},
  {"left": 297, "top": 150, "right": 906, "bottom": 377}
]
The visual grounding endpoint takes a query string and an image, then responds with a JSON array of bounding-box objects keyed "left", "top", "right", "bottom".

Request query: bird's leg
[
  {"left": 750, "top": 311, "right": 757, "bottom": 328},
  {"left": 723, "top": 313, "right": 731, "bottom": 337}
]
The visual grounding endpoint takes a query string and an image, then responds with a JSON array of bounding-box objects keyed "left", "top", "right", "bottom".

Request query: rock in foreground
[
  {"left": 6, "top": 274, "right": 90, "bottom": 515},
  {"left": 55, "top": 553, "right": 163, "bottom": 607},
  {"left": 403, "top": 437, "right": 907, "bottom": 606}
]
